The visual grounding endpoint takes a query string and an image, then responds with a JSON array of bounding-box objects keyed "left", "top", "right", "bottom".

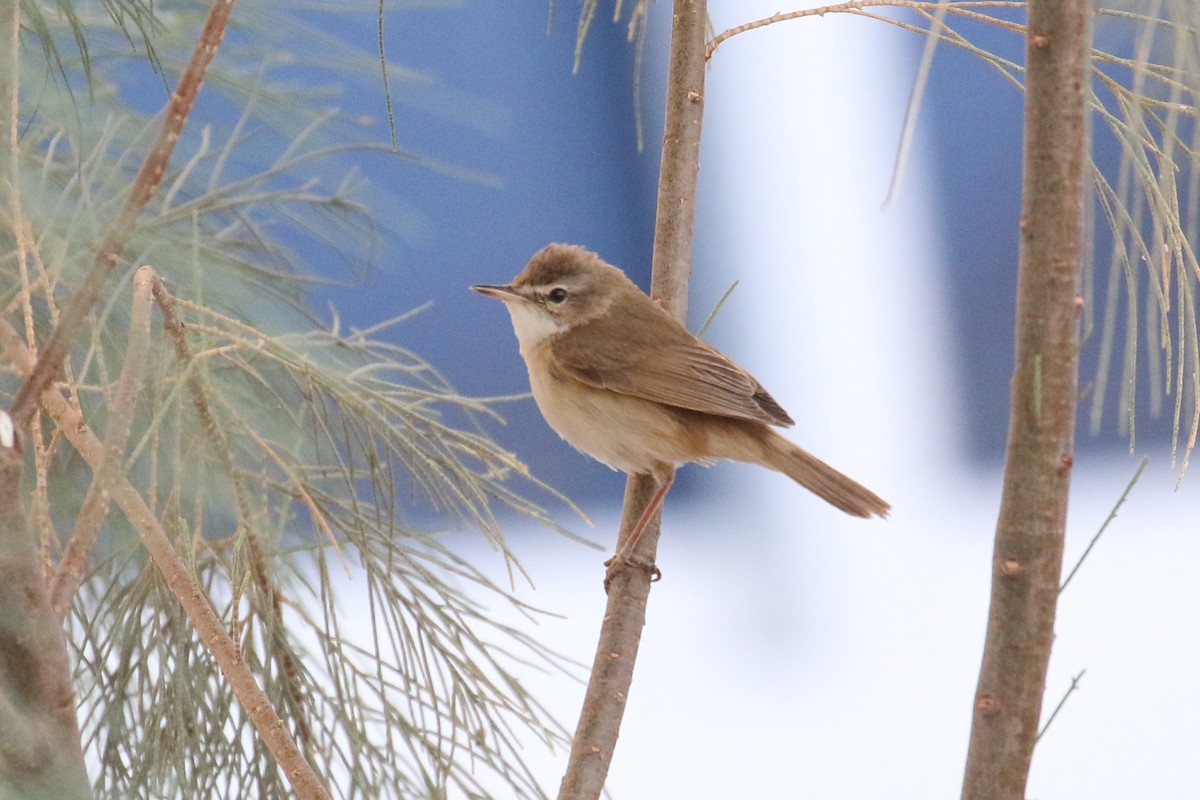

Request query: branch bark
[
  {"left": 961, "top": 1, "right": 1090, "bottom": 798},
  {"left": 49, "top": 267, "right": 156, "bottom": 618},
  {"left": 0, "top": 423, "right": 91, "bottom": 799},
  {"left": 556, "top": 2, "right": 707, "bottom": 798}
]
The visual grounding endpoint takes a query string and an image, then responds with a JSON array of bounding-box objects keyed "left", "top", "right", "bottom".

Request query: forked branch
[{"left": 0, "top": 311, "right": 330, "bottom": 800}]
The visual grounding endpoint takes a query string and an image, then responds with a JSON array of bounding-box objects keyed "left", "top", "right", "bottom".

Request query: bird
[{"left": 471, "top": 243, "right": 888, "bottom": 576}]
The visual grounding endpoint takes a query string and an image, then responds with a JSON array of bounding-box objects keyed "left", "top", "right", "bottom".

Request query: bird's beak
[{"left": 470, "top": 283, "right": 524, "bottom": 302}]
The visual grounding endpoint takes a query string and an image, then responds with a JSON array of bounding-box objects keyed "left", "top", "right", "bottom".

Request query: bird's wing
[{"left": 550, "top": 299, "right": 794, "bottom": 427}]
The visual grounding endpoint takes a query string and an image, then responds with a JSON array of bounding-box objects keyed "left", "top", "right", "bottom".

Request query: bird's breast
[{"left": 523, "top": 347, "right": 696, "bottom": 479}]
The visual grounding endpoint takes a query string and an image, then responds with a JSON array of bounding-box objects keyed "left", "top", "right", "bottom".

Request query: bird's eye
[{"left": 546, "top": 287, "right": 569, "bottom": 304}]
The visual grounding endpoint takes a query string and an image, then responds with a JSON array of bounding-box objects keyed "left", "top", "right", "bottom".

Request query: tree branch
[
  {"left": 150, "top": 272, "right": 313, "bottom": 750},
  {"left": 10, "top": 0, "right": 237, "bottom": 429},
  {"left": 961, "top": 0, "right": 1090, "bottom": 797},
  {"left": 705, "top": 1, "right": 1025, "bottom": 60},
  {"left": 556, "top": 2, "right": 707, "bottom": 798},
  {"left": 0, "top": 415, "right": 91, "bottom": 799},
  {"left": 0, "top": 317, "right": 330, "bottom": 800},
  {"left": 49, "top": 266, "right": 156, "bottom": 618}
]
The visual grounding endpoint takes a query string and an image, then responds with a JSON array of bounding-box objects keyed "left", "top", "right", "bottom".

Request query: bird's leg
[
  {"left": 604, "top": 473, "right": 672, "bottom": 587},
  {"left": 618, "top": 479, "right": 669, "bottom": 558}
]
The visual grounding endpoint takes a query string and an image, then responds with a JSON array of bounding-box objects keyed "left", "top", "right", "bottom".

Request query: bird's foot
[{"left": 603, "top": 553, "right": 662, "bottom": 592}]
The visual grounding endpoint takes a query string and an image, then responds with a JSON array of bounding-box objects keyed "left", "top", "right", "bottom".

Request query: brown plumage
[{"left": 472, "top": 244, "right": 889, "bottom": 562}]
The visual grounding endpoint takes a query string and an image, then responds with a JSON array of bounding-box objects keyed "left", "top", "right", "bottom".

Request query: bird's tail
[{"left": 715, "top": 423, "right": 890, "bottom": 518}]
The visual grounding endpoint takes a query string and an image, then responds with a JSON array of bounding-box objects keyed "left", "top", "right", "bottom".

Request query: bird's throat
[{"left": 505, "top": 301, "right": 567, "bottom": 356}]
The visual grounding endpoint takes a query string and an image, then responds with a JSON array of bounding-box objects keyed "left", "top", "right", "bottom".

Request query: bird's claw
[{"left": 603, "top": 554, "right": 662, "bottom": 592}]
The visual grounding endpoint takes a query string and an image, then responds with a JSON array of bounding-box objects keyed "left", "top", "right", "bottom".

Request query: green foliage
[
  {"left": 1087, "top": 1, "right": 1200, "bottom": 470},
  {"left": 3, "top": 2, "right": 580, "bottom": 797},
  {"left": 851, "top": 0, "right": 1200, "bottom": 467}
]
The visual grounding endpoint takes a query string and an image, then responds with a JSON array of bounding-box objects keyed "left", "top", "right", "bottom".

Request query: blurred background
[{"left": 289, "top": 2, "right": 1196, "bottom": 797}]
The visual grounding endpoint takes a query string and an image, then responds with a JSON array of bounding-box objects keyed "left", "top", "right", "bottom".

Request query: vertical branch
[
  {"left": 961, "top": 0, "right": 1090, "bottom": 798},
  {"left": 557, "top": 2, "right": 707, "bottom": 799},
  {"left": 0, "top": 8, "right": 91, "bottom": 796},
  {"left": 10, "top": 0, "right": 237, "bottom": 429},
  {"left": 0, "top": 425, "right": 91, "bottom": 799},
  {"left": 9, "top": 0, "right": 56, "bottom": 582},
  {"left": 647, "top": 0, "right": 706, "bottom": 322}
]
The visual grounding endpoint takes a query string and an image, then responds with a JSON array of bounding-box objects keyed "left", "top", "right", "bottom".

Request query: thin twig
[
  {"left": 11, "top": 0, "right": 237, "bottom": 428},
  {"left": 7, "top": 3, "right": 32, "bottom": 355},
  {"left": 376, "top": 0, "right": 397, "bottom": 151},
  {"left": 7, "top": 0, "right": 58, "bottom": 583},
  {"left": 696, "top": 280, "right": 739, "bottom": 339},
  {"left": 556, "top": 2, "right": 707, "bottom": 798},
  {"left": 1059, "top": 457, "right": 1147, "bottom": 593},
  {"left": 706, "top": 1, "right": 1025, "bottom": 59},
  {"left": 1035, "top": 669, "right": 1086, "bottom": 743},
  {"left": 716, "top": 2, "right": 1200, "bottom": 481},
  {"left": 49, "top": 266, "right": 156, "bottom": 618},
  {"left": 150, "top": 272, "right": 313, "bottom": 748},
  {"left": 885, "top": 0, "right": 949, "bottom": 205},
  {"left": 0, "top": 315, "right": 330, "bottom": 800}
]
